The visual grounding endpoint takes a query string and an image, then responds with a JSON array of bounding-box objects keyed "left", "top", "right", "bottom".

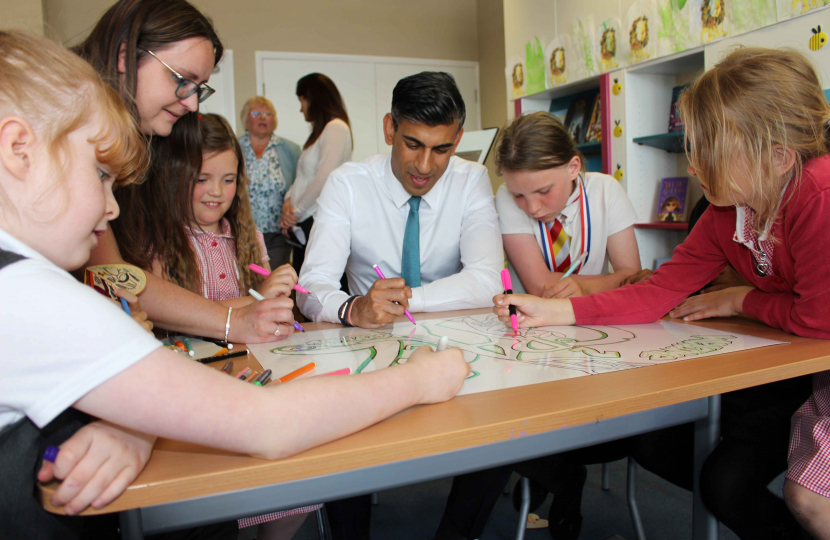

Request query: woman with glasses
[
  {"left": 239, "top": 97, "right": 302, "bottom": 268},
  {"left": 281, "top": 73, "right": 353, "bottom": 275},
  {"left": 74, "top": 0, "right": 299, "bottom": 345}
]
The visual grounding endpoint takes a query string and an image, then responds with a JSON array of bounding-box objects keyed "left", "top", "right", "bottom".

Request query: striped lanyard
[{"left": 538, "top": 175, "right": 591, "bottom": 273}]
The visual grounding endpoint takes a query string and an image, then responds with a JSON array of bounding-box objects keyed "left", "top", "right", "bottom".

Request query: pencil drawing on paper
[{"left": 250, "top": 313, "right": 784, "bottom": 396}]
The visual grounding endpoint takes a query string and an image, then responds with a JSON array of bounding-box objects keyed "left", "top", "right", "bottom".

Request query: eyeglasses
[
  {"left": 250, "top": 111, "right": 274, "bottom": 118},
  {"left": 144, "top": 49, "right": 215, "bottom": 103}
]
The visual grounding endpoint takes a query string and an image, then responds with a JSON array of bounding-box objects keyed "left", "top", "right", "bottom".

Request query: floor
[{"left": 239, "top": 459, "right": 787, "bottom": 539}]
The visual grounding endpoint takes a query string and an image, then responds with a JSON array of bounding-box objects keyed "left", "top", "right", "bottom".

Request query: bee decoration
[
  {"left": 614, "top": 164, "right": 624, "bottom": 181},
  {"left": 809, "top": 25, "right": 827, "bottom": 51},
  {"left": 612, "top": 78, "right": 622, "bottom": 95},
  {"left": 613, "top": 120, "right": 623, "bottom": 138}
]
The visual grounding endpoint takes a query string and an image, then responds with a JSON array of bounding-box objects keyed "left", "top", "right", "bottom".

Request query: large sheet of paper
[{"left": 248, "top": 314, "right": 785, "bottom": 396}]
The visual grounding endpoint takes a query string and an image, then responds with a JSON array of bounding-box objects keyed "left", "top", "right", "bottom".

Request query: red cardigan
[{"left": 571, "top": 155, "right": 830, "bottom": 339}]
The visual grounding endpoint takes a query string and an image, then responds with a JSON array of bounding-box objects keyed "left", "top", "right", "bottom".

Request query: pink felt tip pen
[
  {"left": 500, "top": 269, "right": 519, "bottom": 335},
  {"left": 317, "top": 367, "right": 352, "bottom": 377},
  {"left": 248, "top": 263, "right": 311, "bottom": 295},
  {"left": 372, "top": 264, "right": 416, "bottom": 325}
]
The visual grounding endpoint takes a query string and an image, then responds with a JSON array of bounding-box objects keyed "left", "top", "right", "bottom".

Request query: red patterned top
[{"left": 186, "top": 219, "right": 268, "bottom": 302}]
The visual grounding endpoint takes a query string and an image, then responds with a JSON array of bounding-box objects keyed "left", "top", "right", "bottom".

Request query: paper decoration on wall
[
  {"left": 506, "top": 57, "right": 527, "bottom": 98},
  {"left": 572, "top": 17, "right": 597, "bottom": 79},
  {"left": 777, "top": 0, "right": 828, "bottom": 21},
  {"left": 595, "top": 17, "right": 624, "bottom": 72},
  {"left": 545, "top": 36, "right": 572, "bottom": 88},
  {"left": 730, "top": 0, "right": 776, "bottom": 35},
  {"left": 625, "top": 0, "right": 659, "bottom": 64},
  {"left": 525, "top": 37, "right": 547, "bottom": 95},
  {"left": 656, "top": 0, "right": 701, "bottom": 55},
  {"left": 614, "top": 164, "right": 625, "bottom": 181},
  {"left": 612, "top": 78, "right": 623, "bottom": 95},
  {"left": 810, "top": 25, "right": 828, "bottom": 50},
  {"left": 614, "top": 119, "right": 624, "bottom": 137}
]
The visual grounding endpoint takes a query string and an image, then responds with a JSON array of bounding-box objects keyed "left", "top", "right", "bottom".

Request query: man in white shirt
[{"left": 297, "top": 72, "right": 503, "bottom": 327}]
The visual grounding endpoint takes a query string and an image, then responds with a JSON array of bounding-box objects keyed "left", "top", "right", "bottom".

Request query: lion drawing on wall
[
  {"left": 550, "top": 47, "right": 567, "bottom": 85},
  {"left": 512, "top": 63, "right": 524, "bottom": 96},
  {"left": 792, "top": 0, "right": 818, "bottom": 13},
  {"left": 700, "top": 0, "right": 727, "bottom": 42},
  {"left": 601, "top": 28, "right": 618, "bottom": 70},
  {"left": 629, "top": 16, "right": 650, "bottom": 62}
]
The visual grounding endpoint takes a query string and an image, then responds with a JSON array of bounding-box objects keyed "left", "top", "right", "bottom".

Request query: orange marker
[
  {"left": 279, "top": 362, "right": 316, "bottom": 383},
  {"left": 212, "top": 348, "right": 230, "bottom": 357},
  {"left": 247, "top": 371, "right": 259, "bottom": 383}
]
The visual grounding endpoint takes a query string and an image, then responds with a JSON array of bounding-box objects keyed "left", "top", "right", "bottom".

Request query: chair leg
[
  {"left": 316, "top": 506, "right": 330, "bottom": 540},
  {"left": 371, "top": 492, "right": 379, "bottom": 506},
  {"left": 515, "top": 477, "right": 531, "bottom": 540},
  {"left": 602, "top": 462, "right": 611, "bottom": 491},
  {"left": 627, "top": 457, "right": 647, "bottom": 540}
]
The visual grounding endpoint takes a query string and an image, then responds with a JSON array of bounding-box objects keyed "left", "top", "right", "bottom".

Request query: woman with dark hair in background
[
  {"left": 76, "top": 0, "right": 299, "bottom": 344},
  {"left": 281, "top": 73, "right": 353, "bottom": 275}
]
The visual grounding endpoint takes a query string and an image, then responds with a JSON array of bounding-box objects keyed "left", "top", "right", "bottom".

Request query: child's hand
[
  {"left": 256, "top": 264, "right": 298, "bottom": 299},
  {"left": 701, "top": 266, "right": 751, "bottom": 294},
  {"left": 113, "top": 288, "right": 153, "bottom": 333},
  {"left": 622, "top": 269, "right": 654, "bottom": 286},
  {"left": 405, "top": 345, "right": 469, "bottom": 404},
  {"left": 493, "top": 294, "right": 576, "bottom": 328},
  {"left": 37, "top": 421, "right": 155, "bottom": 515},
  {"left": 541, "top": 277, "right": 585, "bottom": 299},
  {"left": 669, "top": 286, "right": 754, "bottom": 321}
]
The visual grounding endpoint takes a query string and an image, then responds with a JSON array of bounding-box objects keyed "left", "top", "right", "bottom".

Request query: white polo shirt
[
  {"left": 0, "top": 228, "right": 161, "bottom": 431},
  {"left": 496, "top": 172, "right": 638, "bottom": 293}
]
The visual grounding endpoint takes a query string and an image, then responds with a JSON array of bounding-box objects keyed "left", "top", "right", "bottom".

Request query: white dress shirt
[{"left": 297, "top": 154, "right": 504, "bottom": 323}]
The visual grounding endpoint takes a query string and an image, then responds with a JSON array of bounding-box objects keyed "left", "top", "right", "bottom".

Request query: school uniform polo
[
  {"left": 496, "top": 172, "right": 638, "bottom": 293},
  {"left": 185, "top": 219, "right": 268, "bottom": 302}
]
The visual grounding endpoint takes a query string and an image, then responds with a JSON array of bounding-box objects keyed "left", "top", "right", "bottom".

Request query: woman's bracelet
[{"left": 224, "top": 307, "right": 233, "bottom": 342}]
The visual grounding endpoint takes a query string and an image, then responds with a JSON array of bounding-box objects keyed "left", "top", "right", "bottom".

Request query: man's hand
[
  {"left": 37, "top": 421, "right": 155, "bottom": 515},
  {"left": 350, "top": 278, "right": 412, "bottom": 328},
  {"left": 669, "top": 286, "right": 754, "bottom": 321},
  {"left": 542, "top": 277, "right": 585, "bottom": 299}
]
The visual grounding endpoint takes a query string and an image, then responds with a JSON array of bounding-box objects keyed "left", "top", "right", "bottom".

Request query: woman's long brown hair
[{"left": 296, "top": 73, "right": 352, "bottom": 149}]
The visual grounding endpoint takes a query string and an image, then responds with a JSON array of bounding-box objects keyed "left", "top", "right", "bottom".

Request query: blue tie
[{"left": 401, "top": 197, "right": 421, "bottom": 287}]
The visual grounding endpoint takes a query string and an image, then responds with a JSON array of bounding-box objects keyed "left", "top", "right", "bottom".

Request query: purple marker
[
  {"left": 372, "top": 264, "right": 416, "bottom": 325},
  {"left": 43, "top": 445, "right": 59, "bottom": 463}
]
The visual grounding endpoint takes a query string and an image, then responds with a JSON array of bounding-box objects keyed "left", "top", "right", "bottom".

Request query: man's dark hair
[{"left": 391, "top": 71, "right": 466, "bottom": 131}]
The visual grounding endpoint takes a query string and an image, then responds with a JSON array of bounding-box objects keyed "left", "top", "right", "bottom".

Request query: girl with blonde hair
[{"left": 495, "top": 47, "right": 830, "bottom": 539}]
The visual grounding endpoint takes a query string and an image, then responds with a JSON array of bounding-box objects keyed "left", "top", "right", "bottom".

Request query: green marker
[{"left": 183, "top": 337, "right": 195, "bottom": 357}]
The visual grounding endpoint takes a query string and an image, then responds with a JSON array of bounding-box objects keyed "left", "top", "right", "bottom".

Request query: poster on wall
[
  {"left": 688, "top": 0, "right": 731, "bottom": 43},
  {"left": 572, "top": 17, "right": 598, "bottom": 80},
  {"left": 625, "top": 0, "right": 659, "bottom": 64},
  {"left": 656, "top": 0, "right": 700, "bottom": 55},
  {"left": 506, "top": 57, "right": 527, "bottom": 98},
  {"left": 545, "top": 36, "right": 572, "bottom": 88},
  {"left": 595, "top": 17, "right": 625, "bottom": 72},
  {"left": 525, "top": 37, "right": 547, "bottom": 95},
  {"left": 777, "top": 0, "right": 829, "bottom": 21},
  {"left": 730, "top": 0, "right": 776, "bottom": 34}
]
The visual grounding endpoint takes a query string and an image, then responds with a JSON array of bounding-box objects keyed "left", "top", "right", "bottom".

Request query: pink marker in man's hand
[
  {"left": 372, "top": 264, "right": 416, "bottom": 325},
  {"left": 500, "top": 269, "right": 519, "bottom": 336},
  {"left": 249, "top": 263, "right": 311, "bottom": 295}
]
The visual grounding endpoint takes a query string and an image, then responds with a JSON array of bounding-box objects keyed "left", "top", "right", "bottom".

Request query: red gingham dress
[
  {"left": 788, "top": 372, "right": 830, "bottom": 496},
  {"left": 187, "top": 220, "right": 323, "bottom": 526}
]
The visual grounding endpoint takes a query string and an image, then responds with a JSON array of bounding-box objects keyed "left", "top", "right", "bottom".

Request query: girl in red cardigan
[{"left": 496, "top": 47, "right": 830, "bottom": 539}]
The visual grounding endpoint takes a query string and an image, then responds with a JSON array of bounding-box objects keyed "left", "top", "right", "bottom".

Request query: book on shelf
[
  {"left": 564, "top": 96, "right": 591, "bottom": 144},
  {"left": 668, "top": 85, "right": 689, "bottom": 133},
  {"left": 584, "top": 94, "right": 602, "bottom": 143},
  {"left": 656, "top": 177, "right": 689, "bottom": 222}
]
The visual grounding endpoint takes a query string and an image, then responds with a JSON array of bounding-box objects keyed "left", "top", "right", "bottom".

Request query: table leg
[
  {"left": 119, "top": 509, "right": 144, "bottom": 540},
  {"left": 692, "top": 395, "right": 721, "bottom": 540}
]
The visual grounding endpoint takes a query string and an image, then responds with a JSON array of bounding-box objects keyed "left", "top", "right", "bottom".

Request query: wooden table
[{"left": 40, "top": 309, "right": 830, "bottom": 540}]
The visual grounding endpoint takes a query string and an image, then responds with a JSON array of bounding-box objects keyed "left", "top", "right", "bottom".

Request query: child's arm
[
  {"left": 37, "top": 421, "right": 155, "bottom": 515},
  {"left": 542, "top": 226, "right": 641, "bottom": 298},
  {"left": 93, "top": 227, "right": 295, "bottom": 342},
  {"left": 72, "top": 345, "right": 469, "bottom": 461},
  {"left": 503, "top": 234, "right": 563, "bottom": 297}
]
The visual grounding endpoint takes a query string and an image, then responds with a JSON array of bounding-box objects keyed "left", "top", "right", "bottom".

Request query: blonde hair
[
  {"left": 240, "top": 96, "right": 277, "bottom": 132},
  {"left": 495, "top": 111, "right": 585, "bottom": 175},
  {"left": 0, "top": 30, "right": 147, "bottom": 213},
  {"left": 679, "top": 47, "right": 830, "bottom": 235}
]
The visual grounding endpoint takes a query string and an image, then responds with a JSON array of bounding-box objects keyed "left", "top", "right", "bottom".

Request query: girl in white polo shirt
[{"left": 495, "top": 111, "right": 641, "bottom": 298}]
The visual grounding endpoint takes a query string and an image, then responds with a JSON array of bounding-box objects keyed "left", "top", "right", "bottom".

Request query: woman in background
[
  {"left": 281, "top": 73, "right": 352, "bottom": 275},
  {"left": 239, "top": 96, "right": 301, "bottom": 267}
]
